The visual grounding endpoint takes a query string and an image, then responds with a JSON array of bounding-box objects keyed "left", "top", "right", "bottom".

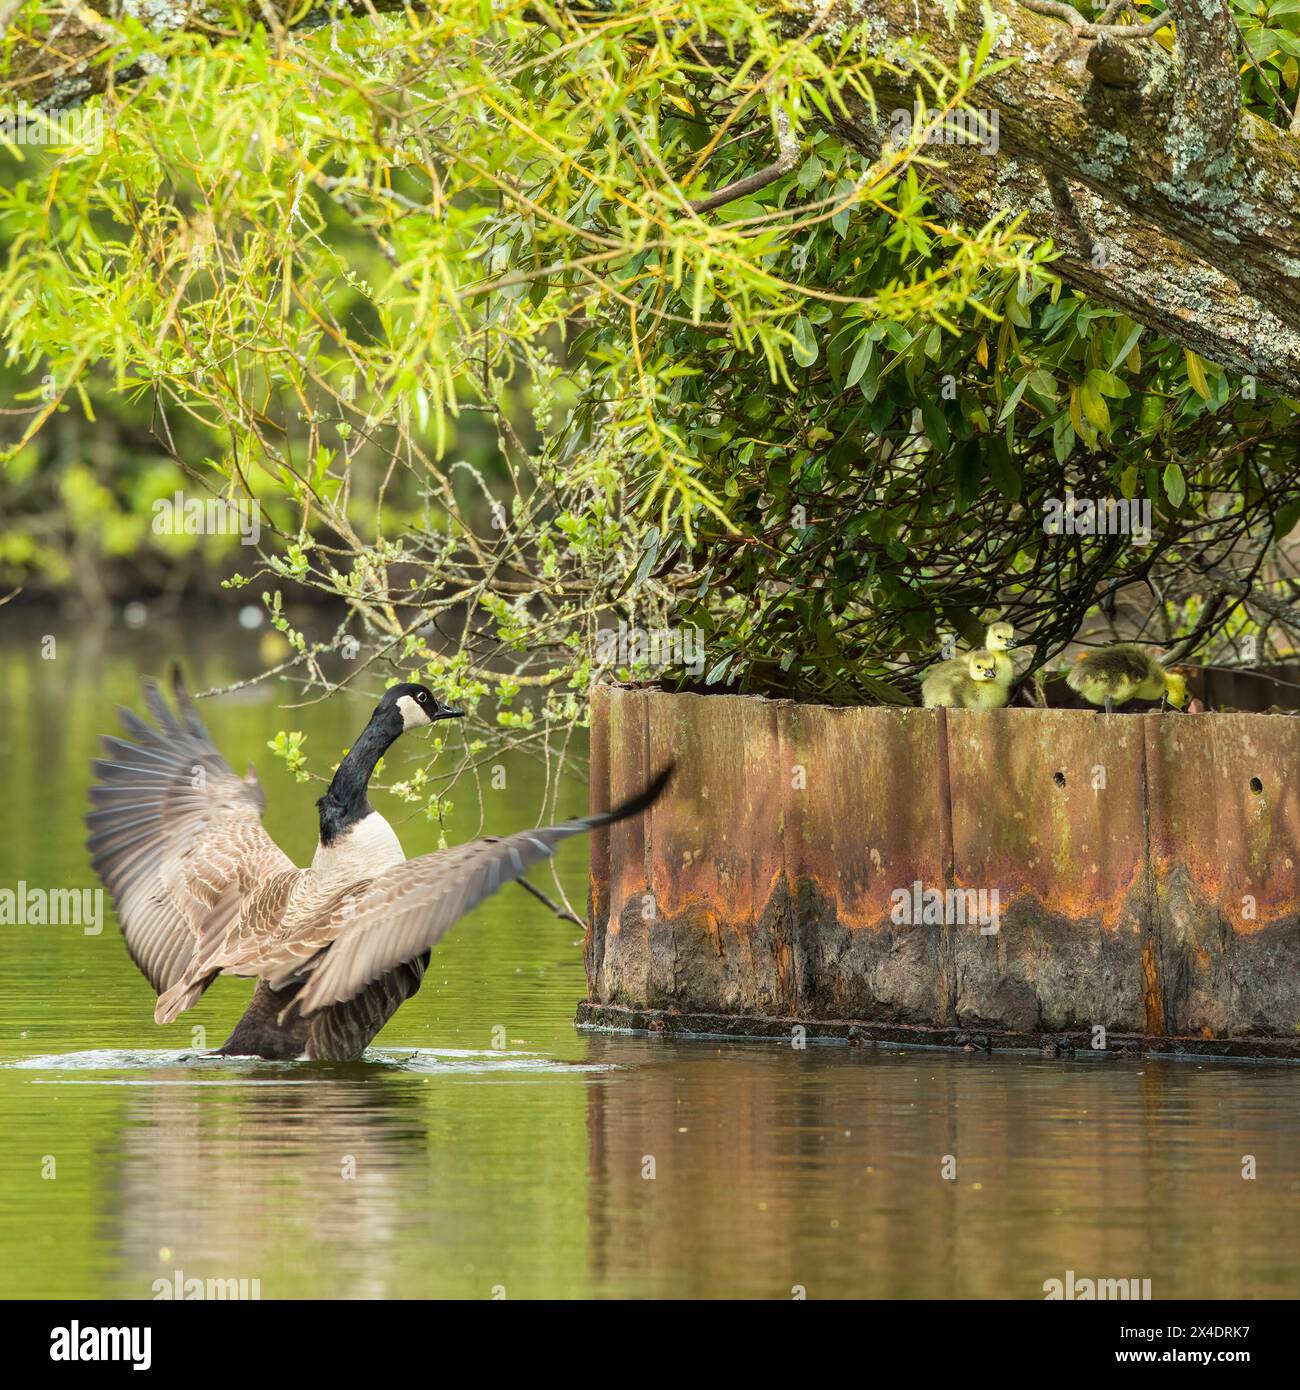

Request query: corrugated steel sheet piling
[{"left": 580, "top": 686, "right": 1300, "bottom": 1059}]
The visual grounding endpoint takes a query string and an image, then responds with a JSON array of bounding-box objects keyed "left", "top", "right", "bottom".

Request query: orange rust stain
[
  {"left": 1149, "top": 847, "right": 1226, "bottom": 905},
  {"left": 774, "top": 937, "right": 792, "bottom": 1011},
  {"left": 1142, "top": 854, "right": 1297, "bottom": 935},
  {"left": 652, "top": 864, "right": 786, "bottom": 922},
  {"left": 1142, "top": 942, "right": 1165, "bottom": 1036},
  {"left": 640, "top": 875, "right": 1151, "bottom": 941},
  {"left": 1220, "top": 901, "right": 1298, "bottom": 936},
  {"left": 950, "top": 860, "right": 1143, "bottom": 931}
]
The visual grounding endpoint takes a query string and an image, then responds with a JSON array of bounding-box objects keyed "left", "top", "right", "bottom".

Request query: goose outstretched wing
[
  {"left": 86, "top": 668, "right": 294, "bottom": 996},
  {"left": 268, "top": 762, "right": 674, "bottom": 1017}
]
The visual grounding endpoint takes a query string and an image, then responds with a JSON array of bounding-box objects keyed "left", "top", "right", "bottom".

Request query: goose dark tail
[{"left": 578, "top": 761, "right": 674, "bottom": 831}]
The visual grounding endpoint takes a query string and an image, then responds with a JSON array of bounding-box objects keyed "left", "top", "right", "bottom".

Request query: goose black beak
[{"left": 438, "top": 707, "right": 466, "bottom": 721}]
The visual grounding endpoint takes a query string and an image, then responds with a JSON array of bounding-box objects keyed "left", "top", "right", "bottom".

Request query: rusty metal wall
[{"left": 583, "top": 686, "right": 1300, "bottom": 1056}]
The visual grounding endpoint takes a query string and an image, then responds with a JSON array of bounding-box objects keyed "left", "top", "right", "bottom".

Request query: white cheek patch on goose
[{"left": 396, "top": 695, "right": 433, "bottom": 729}]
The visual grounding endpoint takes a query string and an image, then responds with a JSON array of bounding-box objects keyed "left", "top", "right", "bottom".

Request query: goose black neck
[{"left": 317, "top": 708, "right": 402, "bottom": 845}]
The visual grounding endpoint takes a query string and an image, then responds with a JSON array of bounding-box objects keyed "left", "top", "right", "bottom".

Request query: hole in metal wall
[{"left": 1249, "top": 777, "right": 1263, "bottom": 794}]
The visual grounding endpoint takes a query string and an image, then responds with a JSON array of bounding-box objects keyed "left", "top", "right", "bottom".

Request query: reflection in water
[
  {"left": 5, "top": 1029, "right": 1300, "bottom": 1298},
  {"left": 113, "top": 1062, "right": 431, "bottom": 1300},
  {"left": 12, "top": 1051, "right": 610, "bottom": 1300},
  {"left": 2, "top": 615, "right": 1300, "bottom": 1299},
  {"left": 581, "top": 1038, "right": 1300, "bottom": 1300}
]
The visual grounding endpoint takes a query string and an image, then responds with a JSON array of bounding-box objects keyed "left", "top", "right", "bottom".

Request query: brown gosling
[{"left": 1065, "top": 644, "right": 1190, "bottom": 716}]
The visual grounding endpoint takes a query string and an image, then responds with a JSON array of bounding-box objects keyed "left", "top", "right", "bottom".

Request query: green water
[{"left": 1, "top": 614, "right": 1298, "bottom": 1300}]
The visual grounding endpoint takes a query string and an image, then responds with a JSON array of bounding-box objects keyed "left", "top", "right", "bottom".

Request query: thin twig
[{"left": 516, "top": 876, "right": 585, "bottom": 928}]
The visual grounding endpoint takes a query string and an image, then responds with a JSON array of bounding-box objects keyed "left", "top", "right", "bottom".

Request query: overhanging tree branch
[
  {"left": 5, "top": 2, "right": 1300, "bottom": 391},
  {"left": 686, "top": 110, "right": 799, "bottom": 215},
  {"left": 805, "top": 1, "right": 1300, "bottom": 392},
  {"left": 1165, "top": 0, "right": 1240, "bottom": 180},
  {"left": 1017, "top": 0, "right": 1166, "bottom": 37}
]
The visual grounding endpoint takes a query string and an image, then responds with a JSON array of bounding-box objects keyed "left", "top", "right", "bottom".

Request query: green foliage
[
  {"left": 0, "top": 0, "right": 1296, "bottom": 777},
  {"left": 1220, "top": 0, "right": 1300, "bottom": 117},
  {"left": 267, "top": 728, "right": 311, "bottom": 783}
]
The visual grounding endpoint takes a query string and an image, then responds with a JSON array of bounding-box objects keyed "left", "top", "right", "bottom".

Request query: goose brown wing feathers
[
  {"left": 277, "top": 762, "right": 675, "bottom": 1017},
  {"left": 86, "top": 667, "right": 294, "bottom": 996}
]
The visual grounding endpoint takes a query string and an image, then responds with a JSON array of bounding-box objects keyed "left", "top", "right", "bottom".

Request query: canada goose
[
  {"left": 86, "top": 669, "right": 672, "bottom": 1061},
  {"left": 1065, "top": 644, "right": 1190, "bottom": 715},
  {"left": 921, "top": 649, "right": 1013, "bottom": 710}
]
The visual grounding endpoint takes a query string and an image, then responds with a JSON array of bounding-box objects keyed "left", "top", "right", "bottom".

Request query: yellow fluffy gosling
[
  {"left": 983, "top": 620, "right": 1018, "bottom": 684},
  {"left": 1065, "top": 644, "right": 1189, "bottom": 715},
  {"left": 925, "top": 623, "right": 1019, "bottom": 691},
  {"left": 922, "top": 649, "right": 1013, "bottom": 710}
]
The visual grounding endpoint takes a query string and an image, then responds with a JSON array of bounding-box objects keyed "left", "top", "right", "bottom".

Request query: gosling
[
  {"left": 924, "top": 622, "right": 1019, "bottom": 691},
  {"left": 1065, "top": 644, "right": 1189, "bottom": 716},
  {"left": 983, "top": 620, "right": 1018, "bottom": 684},
  {"left": 922, "top": 649, "right": 1013, "bottom": 710}
]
